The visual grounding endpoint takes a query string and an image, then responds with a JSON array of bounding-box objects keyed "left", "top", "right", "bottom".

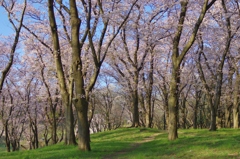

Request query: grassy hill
[{"left": 0, "top": 128, "right": 240, "bottom": 159}]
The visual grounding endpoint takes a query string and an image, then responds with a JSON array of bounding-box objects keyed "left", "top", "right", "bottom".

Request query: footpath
[{"left": 102, "top": 133, "right": 160, "bottom": 159}]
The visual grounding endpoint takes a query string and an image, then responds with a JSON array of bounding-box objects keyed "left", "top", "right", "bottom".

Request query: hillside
[{"left": 0, "top": 128, "right": 239, "bottom": 159}]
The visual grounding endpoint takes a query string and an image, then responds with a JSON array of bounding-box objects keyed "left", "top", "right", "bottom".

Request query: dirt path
[{"left": 102, "top": 133, "right": 160, "bottom": 159}]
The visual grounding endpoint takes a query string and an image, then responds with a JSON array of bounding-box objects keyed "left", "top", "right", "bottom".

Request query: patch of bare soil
[{"left": 102, "top": 133, "right": 160, "bottom": 159}]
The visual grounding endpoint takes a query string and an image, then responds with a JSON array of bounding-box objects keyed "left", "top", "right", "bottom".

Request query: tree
[
  {"left": 107, "top": 1, "right": 170, "bottom": 128},
  {"left": 196, "top": 0, "right": 240, "bottom": 130},
  {"left": 48, "top": 0, "right": 77, "bottom": 145},
  {"left": 0, "top": 0, "right": 26, "bottom": 92},
  {"left": 47, "top": 0, "right": 138, "bottom": 151},
  {"left": 168, "top": 0, "right": 216, "bottom": 140}
]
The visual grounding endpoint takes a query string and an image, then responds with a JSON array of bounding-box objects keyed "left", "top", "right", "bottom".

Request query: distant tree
[{"left": 107, "top": 1, "right": 170, "bottom": 128}]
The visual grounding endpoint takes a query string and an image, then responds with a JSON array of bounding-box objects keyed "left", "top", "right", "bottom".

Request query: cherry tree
[
  {"left": 167, "top": 0, "right": 216, "bottom": 140},
  {"left": 47, "top": 0, "right": 138, "bottom": 151},
  {"left": 196, "top": 0, "right": 240, "bottom": 130},
  {"left": 0, "top": 0, "right": 26, "bottom": 92},
  {"left": 106, "top": 0, "right": 171, "bottom": 128}
]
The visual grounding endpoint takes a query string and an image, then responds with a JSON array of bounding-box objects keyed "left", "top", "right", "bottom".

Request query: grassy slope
[
  {"left": 0, "top": 128, "right": 240, "bottom": 159},
  {"left": 119, "top": 129, "right": 240, "bottom": 159}
]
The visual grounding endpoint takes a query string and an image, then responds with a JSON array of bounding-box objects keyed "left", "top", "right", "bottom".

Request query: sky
[{"left": 0, "top": 7, "right": 15, "bottom": 36}]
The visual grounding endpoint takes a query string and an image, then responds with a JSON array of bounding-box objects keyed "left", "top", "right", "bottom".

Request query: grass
[
  {"left": 118, "top": 129, "right": 240, "bottom": 159},
  {"left": 0, "top": 128, "right": 240, "bottom": 159}
]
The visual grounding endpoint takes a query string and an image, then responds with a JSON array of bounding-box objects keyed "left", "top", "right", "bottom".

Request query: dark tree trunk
[
  {"left": 193, "top": 90, "right": 201, "bottom": 129},
  {"left": 5, "top": 124, "right": 10, "bottom": 152},
  {"left": 193, "top": 107, "right": 198, "bottom": 129},
  {"left": 132, "top": 90, "right": 139, "bottom": 127},
  {"left": 209, "top": 108, "right": 217, "bottom": 130}
]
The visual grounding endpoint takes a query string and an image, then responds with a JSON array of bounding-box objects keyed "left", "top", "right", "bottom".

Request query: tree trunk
[
  {"left": 75, "top": 98, "right": 91, "bottom": 151},
  {"left": 233, "top": 107, "right": 239, "bottom": 129},
  {"left": 233, "top": 72, "right": 240, "bottom": 128},
  {"left": 64, "top": 101, "right": 76, "bottom": 145},
  {"left": 5, "top": 123, "right": 10, "bottom": 152},
  {"left": 199, "top": 107, "right": 203, "bottom": 129},
  {"left": 193, "top": 105, "right": 198, "bottom": 129},
  {"left": 163, "top": 91, "right": 169, "bottom": 130},
  {"left": 145, "top": 101, "right": 152, "bottom": 128},
  {"left": 181, "top": 97, "right": 187, "bottom": 129},
  {"left": 51, "top": 112, "right": 57, "bottom": 144},
  {"left": 132, "top": 90, "right": 139, "bottom": 127},
  {"left": 209, "top": 104, "right": 217, "bottom": 131},
  {"left": 225, "top": 107, "right": 231, "bottom": 128},
  {"left": 163, "top": 112, "right": 166, "bottom": 130},
  {"left": 146, "top": 51, "right": 154, "bottom": 128},
  {"left": 193, "top": 90, "right": 201, "bottom": 129},
  {"left": 131, "top": 69, "right": 140, "bottom": 127},
  {"left": 34, "top": 120, "right": 39, "bottom": 149},
  {"left": 168, "top": 68, "right": 179, "bottom": 140}
]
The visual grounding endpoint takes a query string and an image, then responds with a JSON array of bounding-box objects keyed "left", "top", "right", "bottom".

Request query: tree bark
[
  {"left": 168, "top": 67, "right": 179, "bottom": 140},
  {"left": 69, "top": 0, "right": 91, "bottom": 151},
  {"left": 132, "top": 88, "right": 140, "bottom": 127},
  {"left": 75, "top": 99, "right": 91, "bottom": 151}
]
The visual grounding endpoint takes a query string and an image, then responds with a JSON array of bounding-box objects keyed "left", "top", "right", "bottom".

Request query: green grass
[
  {"left": 118, "top": 129, "right": 240, "bottom": 159},
  {"left": 1, "top": 128, "right": 240, "bottom": 159}
]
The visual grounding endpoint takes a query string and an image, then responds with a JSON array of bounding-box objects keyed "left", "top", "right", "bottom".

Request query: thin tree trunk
[
  {"left": 225, "top": 107, "right": 231, "bottom": 128},
  {"left": 162, "top": 89, "right": 169, "bottom": 130},
  {"left": 146, "top": 50, "right": 154, "bottom": 128},
  {"left": 193, "top": 102, "right": 198, "bottom": 129},
  {"left": 181, "top": 97, "right": 187, "bottom": 129},
  {"left": 193, "top": 90, "right": 201, "bottom": 129},
  {"left": 233, "top": 72, "right": 240, "bottom": 128}
]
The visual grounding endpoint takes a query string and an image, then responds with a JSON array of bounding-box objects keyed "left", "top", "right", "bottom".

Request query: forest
[{"left": 0, "top": 0, "right": 239, "bottom": 153}]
